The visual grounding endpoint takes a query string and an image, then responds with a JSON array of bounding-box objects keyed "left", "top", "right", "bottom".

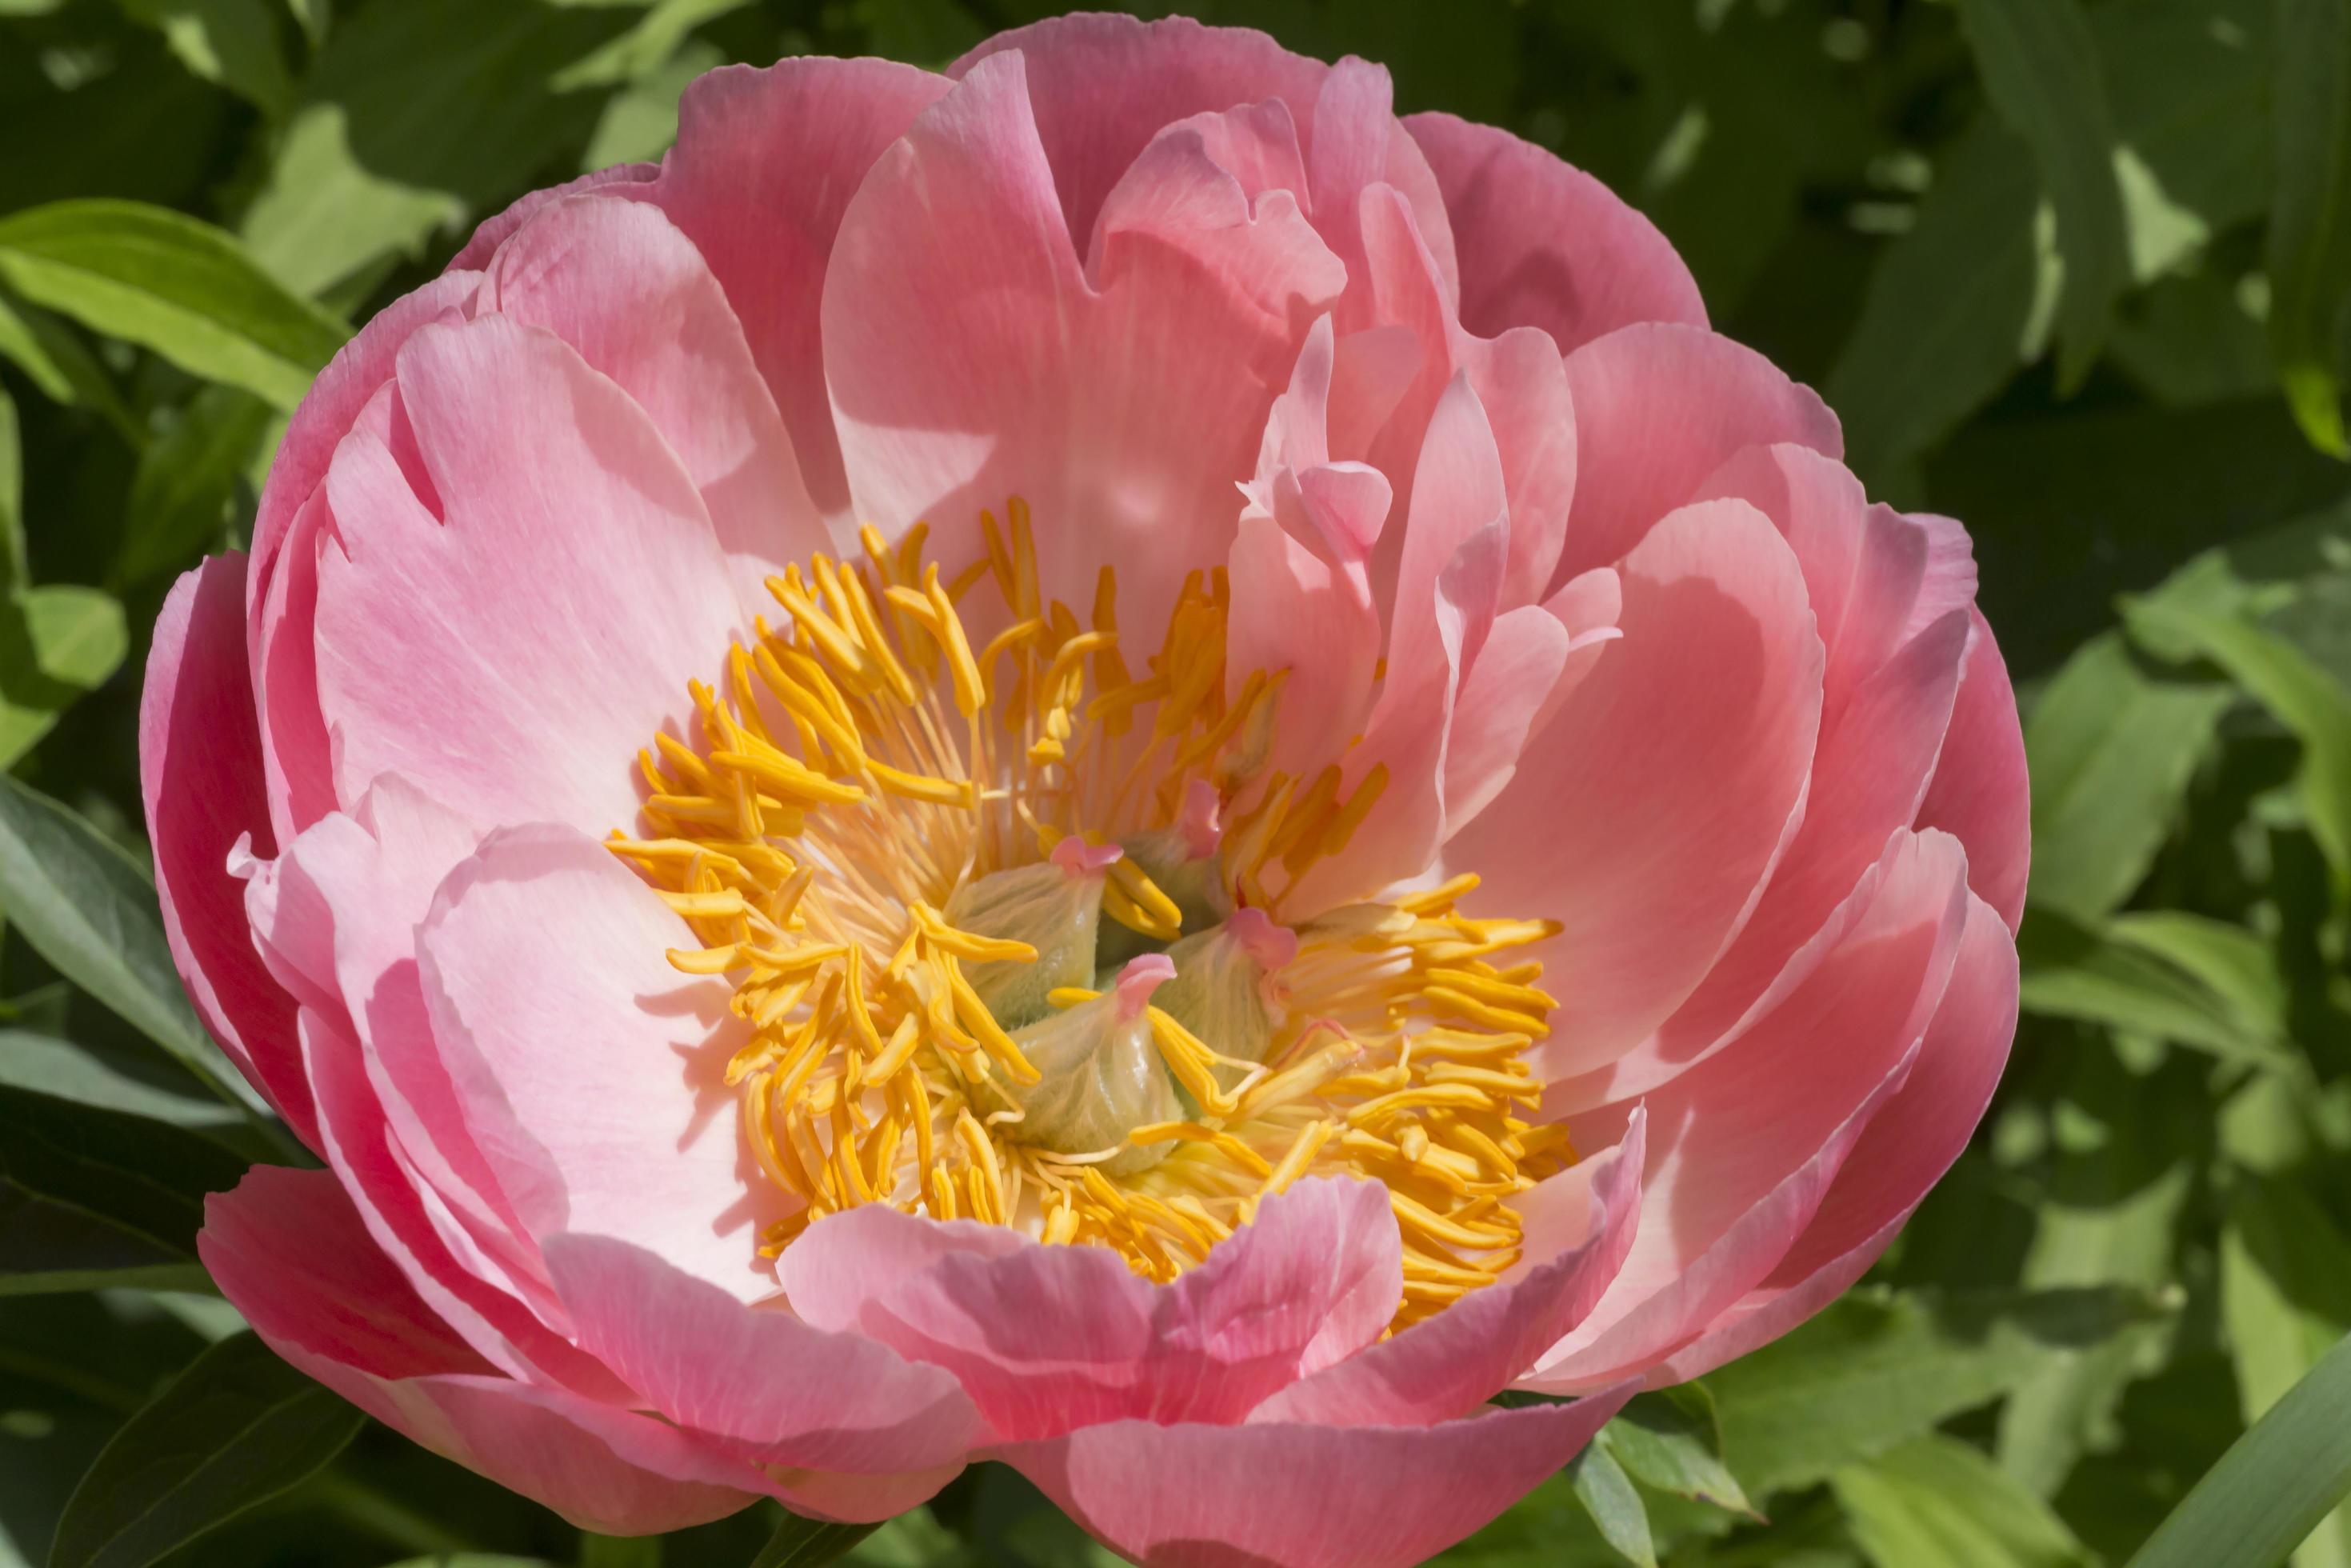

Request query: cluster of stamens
[{"left": 615, "top": 501, "right": 1573, "bottom": 1327}]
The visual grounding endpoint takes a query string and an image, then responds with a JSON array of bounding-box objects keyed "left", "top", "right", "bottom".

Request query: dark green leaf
[
  {"left": 1833, "top": 1434, "right": 2097, "bottom": 1568},
  {"left": 0, "top": 288, "right": 139, "bottom": 442},
  {"left": 1597, "top": 1386, "right": 1754, "bottom": 1518},
  {"left": 114, "top": 384, "right": 274, "bottom": 589},
  {"left": 2267, "top": 0, "right": 2351, "bottom": 455},
  {"left": 1954, "top": 0, "right": 2131, "bottom": 389},
  {"left": 48, "top": 1331, "right": 363, "bottom": 1568},
  {"left": 2017, "top": 909, "right": 2295, "bottom": 1066},
  {"left": 0, "top": 772, "right": 265, "bottom": 1114},
  {"left": 0, "top": 201, "right": 347, "bottom": 412},
  {"left": 750, "top": 1513, "right": 882, "bottom": 1568},
  {"left": 114, "top": 0, "right": 296, "bottom": 114},
  {"left": 0, "top": 1030, "right": 245, "bottom": 1128},
  {"left": 1567, "top": 1443, "right": 1654, "bottom": 1568}
]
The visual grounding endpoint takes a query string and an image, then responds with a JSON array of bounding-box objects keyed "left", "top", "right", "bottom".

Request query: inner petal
[{"left": 614, "top": 500, "right": 1574, "bottom": 1329}]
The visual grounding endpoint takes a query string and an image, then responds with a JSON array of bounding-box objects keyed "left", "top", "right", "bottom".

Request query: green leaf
[
  {"left": 578, "top": 1534, "right": 662, "bottom": 1568},
  {"left": 0, "top": 1082, "right": 250, "bottom": 1295},
  {"left": 114, "top": 0, "right": 296, "bottom": 114},
  {"left": 2017, "top": 909, "right": 2295, "bottom": 1066},
  {"left": 2267, "top": 0, "right": 2351, "bottom": 456},
  {"left": 1833, "top": 1434, "right": 2097, "bottom": 1568},
  {"left": 1705, "top": 1285, "right": 2165, "bottom": 1501},
  {"left": 47, "top": 1331, "right": 363, "bottom": 1568},
  {"left": 2105, "top": 911, "right": 2290, "bottom": 1042},
  {"left": 2129, "top": 1331, "right": 2351, "bottom": 1568},
  {"left": 1826, "top": 118, "right": 2051, "bottom": 479},
  {"left": 0, "top": 201, "right": 346, "bottom": 413},
  {"left": 2026, "top": 634, "right": 2235, "bottom": 923},
  {"left": 2219, "top": 1177, "right": 2351, "bottom": 1567},
  {"left": 750, "top": 1513, "right": 882, "bottom": 1568},
  {"left": 1954, "top": 0, "right": 2131, "bottom": 390},
  {"left": 1597, "top": 1386, "right": 1754, "bottom": 1518},
  {"left": 2126, "top": 596, "right": 2351, "bottom": 889},
  {"left": 114, "top": 384, "right": 274, "bottom": 589},
  {"left": 0, "top": 289, "right": 139, "bottom": 443},
  {"left": 0, "top": 1031, "right": 245, "bottom": 1129},
  {"left": 1567, "top": 1443, "right": 1655, "bottom": 1568},
  {"left": 0, "top": 384, "right": 18, "bottom": 585},
  {"left": 0, "top": 772, "right": 265, "bottom": 1115},
  {"left": 0, "top": 586, "right": 130, "bottom": 770}
]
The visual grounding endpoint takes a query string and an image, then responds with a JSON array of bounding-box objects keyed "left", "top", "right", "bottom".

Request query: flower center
[{"left": 615, "top": 501, "right": 1573, "bottom": 1326}]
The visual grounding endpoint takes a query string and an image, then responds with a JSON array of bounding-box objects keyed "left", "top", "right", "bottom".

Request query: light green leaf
[
  {"left": 1833, "top": 1434, "right": 2097, "bottom": 1568},
  {"left": 1827, "top": 118, "right": 2050, "bottom": 479},
  {"left": 2017, "top": 910, "right": 2295, "bottom": 1066},
  {"left": 115, "top": 385, "right": 274, "bottom": 589},
  {"left": 48, "top": 1332, "right": 364, "bottom": 1568},
  {"left": 580, "top": 40, "right": 718, "bottom": 170},
  {"left": 0, "top": 585, "right": 130, "bottom": 770},
  {"left": 1706, "top": 1286, "right": 2166, "bottom": 1501},
  {"left": 1568, "top": 1443, "right": 1654, "bottom": 1568},
  {"left": 2026, "top": 634, "right": 2235, "bottom": 924},
  {"left": 0, "top": 202, "right": 346, "bottom": 412},
  {"left": 0, "top": 772, "right": 265, "bottom": 1114},
  {"left": 2219, "top": 1177, "right": 2351, "bottom": 1568},
  {"left": 551, "top": 0, "right": 748, "bottom": 90},
  {"left": 2267, "top": 0, "right": 2351, "bottom": 456},
  {"left": 0, "top": 289, "right": 139, "bottom": 442},
  {"left": 1955, "top": 0, "right": 2132, "bottom": 390},
  {"left": 2105, "top": 911, "right": 2290, "bottom": 1042},
  {"left": 750, "top": 1512, "right": 882, "bottom": 1568},
  {"left": 0, "top": 1031, "right": 245, "bottom": 1129},
  {"left": 114, "top": 0, "right": 296, "bottom": 114},
  {"left": 1597, "top": 1386, "right": 1754, "bottom": 1518},
  {"left": 2130, "top": 1331, "right": 2351, "bottom": 1568}
]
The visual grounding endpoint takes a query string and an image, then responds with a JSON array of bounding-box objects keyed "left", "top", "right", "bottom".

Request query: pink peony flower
[{"left": 142, "top": 14, "right": 2029, "bottom": 1566}]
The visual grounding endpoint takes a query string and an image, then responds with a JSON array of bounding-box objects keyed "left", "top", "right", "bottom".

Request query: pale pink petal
[
  {"left": 140, "top": 555, "right": 312, "bottom": 1142},
  {"left": 1525, "top": 830, "right": 1971, "bottom": 1391},
  {"left": 1256, "top": 1118, "right": 1641, "bottom": 1426},
  {"left": 1441, "top": 604, "right": 1573, "bottom": 838},
  {"left": 447, "top": 162, "right": 658, "bottom": 273},
  {"left": 1305, "top": 57, "right": 1461, "bottom": 325},
  {"left": 1555, "top": 323, "right": 1841, "bottom": 583},
  {"left": 1916, "top": 610, "right": 2030, "bottom": 931},
  {"left": 200, "top": 1166, "right": 761, "bottom": 1535},
  {"left": 790, "top": 1180, "right": 1400, "bottom": 1442},
  {"left": 542, "top": 1234, "right": 982, "bottom": 1479},
  {"left": 1651, "top": 888, "right": 2017, "bottom": 1382},
  {"left": 634, "top": 58, "right": 950, "bottom": 516},
  {"left": 418, "top": 824, "right": 787, "bottom": 1301},
  {"left": 1405, "top": 112, "right": 1706, "bottom": 353},
  {"left": 825, "top": 51, "right": 1342, "bottom": 634},
  {"left": 471, "top": 194, "right": 828, "bottom": 582},
  {"left": 314, "top": 313, "right": 742, "bottom": 837},
  {"left": 998, "top": 1388, "right": 1635, "bottom": 1568},
  {"left": 1226, "top": 506, "right": 1384, "bottom": 779},
  {"left": 1448, "top": 501, "right": 1823, "bottom": 1078},
  {"left": 779, "top": 1206, "right": 1031, "bottom": 1334}
]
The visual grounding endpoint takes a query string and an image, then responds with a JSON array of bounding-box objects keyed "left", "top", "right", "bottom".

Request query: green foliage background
[{"left": 2, "top": 0, "right": 2350, "bottom": 1565}]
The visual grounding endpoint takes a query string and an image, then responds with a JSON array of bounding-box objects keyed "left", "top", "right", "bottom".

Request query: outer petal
[
  {"left": 141, "top": 555, "right": 310, "bottom": 1141},
  {"left": 1915, "top": 610, "right": 2030, "bottom": 932},
  {"left": 1649, "top": 889, "right": 2017, "bottom": 1382},
  {"left": 418, "top": 825, "right": 786, "bottom": 1301},
  {"left": 633, "top": 58, "right": 951, "bottom": 516},
  {"left": 1554, "top": 323, "right": 1841, "bottom": 584},
  {"left": 313, "top": 313, "right": 743, "bottom": 837},
  {"left": 446, "top": 162, "right": 659, "bottom": 272},
  {"left": 824, "top": 50, "right": 1343, "bottom": 634},
  {"left": 1448, "top": 501, "right": 1824, "bottom": 1077},
  {"left": 998, "top": 1389, "right": 1635, "bottom": 1568},
  {"left": 1404, "top": 112, "right": 1706, "bottom": 354},
  {"left": 201, "top": 1166, "right": 759, "bottom": 1535}
]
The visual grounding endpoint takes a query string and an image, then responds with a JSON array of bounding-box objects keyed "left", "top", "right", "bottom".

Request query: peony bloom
[{"left": 142, "top": 14, "right": 2029, "bottom": 1566}]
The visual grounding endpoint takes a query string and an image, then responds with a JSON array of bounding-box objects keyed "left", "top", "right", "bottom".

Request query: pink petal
[
  {"left": 998, "top": 1388, "right": 1635, "bottom": 1568},
  {"left": 1526, "top": 830, "right": 1971, "bottom": 1390},
  {"left": 471, "top": 194, "right": 829, "bottom": 584},
  {"left": 313, "top": 312, "right": 743, "bottom": 838},
  {"left": 1651, "top": 886, "right": 2017, "bottom": 1382},
  {"left": 1554, "top": 323, "right": 1841, "bottom": 583},
  {"left": 633, "top": 58, "right": 950, "bottom": 516},
  {"left": 1405, "top": 112, "right": 1706, "bottom": 354},
  {"left": 1441, "top": 603, "right": 1573, "bottom": 838},
  {"left": 140, "top": 555, "right": 312, "bottom": 1142},
  {"left": 1448, "top": 501, "right": 1824, "bottom": 1078},
  {"left": 779, "top": 1206, "right": 1031, "bottom": 1334},
  {"left": 1915, "top": 610, "right": 2030, "bottom": 932},
  {"left": 418, "top": 824, "right": 786, "bottom": 1301},
  {"left": 201, "top": 1166, "right": 762, "bottom": 1535},
  {"left": 824, "top": 50, "right": 1343, "bottom": 634},
  {"left": 446, "top": 162, "right": 659, "bottom": 272},
  {"left": 1255, "top": 1118, "right": 1642, "bottom": 1426},
  {"left": 786, "top": 1180, "right": 1401, "bottom": 1442},
  {"left": 542, "top": 1234, "right": 982, "bottom": 1482},
  {"left": 1303, "top": 57, "right": 1461, "bottom": 326}
]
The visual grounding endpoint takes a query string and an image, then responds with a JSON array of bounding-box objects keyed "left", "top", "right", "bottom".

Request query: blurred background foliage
[{"left": 2, "top": 0, "right": 2350, "bottom": 1564}]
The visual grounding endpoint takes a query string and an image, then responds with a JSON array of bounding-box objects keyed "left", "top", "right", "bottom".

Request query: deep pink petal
[
  {"left": 634, "top": 58, "right": 950, "bottom": 516},
  {"left": 1916, "top": 610, "right": 2030, "bottom": 932},
  {"left": 998, "top": 1388, "right": 1635, "bottom": 1568},
  {"left": 1449, "top": 501, "right": 1823, "bottom": 1078},
  {"left": 1555, "top": 323, "right": 1841, "bottom": 583},
  {"left": 140, "top": 556, "right": 312, "bottom": 1142},
  {"left": 200, "top": 1166, "right": 761, "bottom": 1534},
  {"left": 418, "top": 825, "right": 786, "bottom": 1301},
  {"left": 313, "top": 313, "right": 742, "bottom": 837}
]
